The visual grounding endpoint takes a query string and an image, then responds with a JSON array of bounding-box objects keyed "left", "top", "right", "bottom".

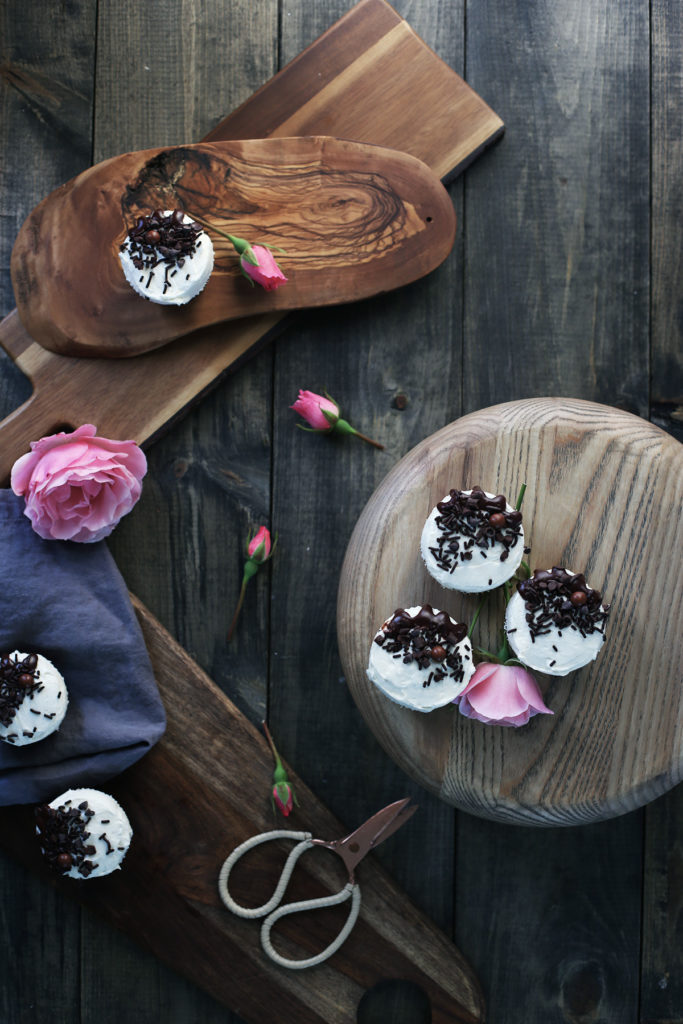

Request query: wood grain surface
[
  {"left": 0, "top": 597, "right": 484, "bottom": 1024},
  {"left": 2, "top": 0, "right": 682, "bottom": 1023},
  {"left": 338, "top": 398, "right": 683, "bottom": 825},
  {"left": 11, "top": 137, "right": 455, "bottom": 358}
]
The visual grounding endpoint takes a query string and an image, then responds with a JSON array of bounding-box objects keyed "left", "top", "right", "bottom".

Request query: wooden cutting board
[
  {"left": 337, "top": 398, "right": 683, "bottom": 826},
  {"left": 11, "top": 137, "right": 456, "bottom": 358},
  {"left": 0, "top": 597, "right": 484, "bottom": 1024},
  {"left": 0, "top": 0, "right": 502, "bottom": 481}
]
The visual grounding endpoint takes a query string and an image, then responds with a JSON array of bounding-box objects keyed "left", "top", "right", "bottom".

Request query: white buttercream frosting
[
  {"left": 119, "top": 210, "right": 214, "bottom": 305},
  {"left": 38, "top": 788, "right": 133, "bottom": 879},
  {"left": 505, "top": 568, "right": 608, "bottom": 676},
  {"left": 366, "top": 605, "right": 475, "bottom": 712},
  {"left": 0, "top": 652, "right": 68, "bottom": 746},
  {"left": 420, "top": 488, "right": 524, "bottom": 593}
]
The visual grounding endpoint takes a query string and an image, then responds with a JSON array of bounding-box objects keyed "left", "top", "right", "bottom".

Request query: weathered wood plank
[
  {"left": 268, "top": 7, "right": 466, "bottom": 1023},
  {"left": 455, "top": 814, "right": 643, "bottom": 1023},
  {"left": 650, "top": 0, "right": 683, "bottom": 442},
  {"left": 454, "top": 0, "right": 651, "bottom": 1019},
  {"left": 463, "top": 0, "right": 650, "bottom": 416},
  {"left": 90, "top": 2, "right": 278, "bottom": 1023},
  {"left": 0, "top": 1, "right": 96, "bottom": 1020},
  {"left": 641, "top": 2, "right": 683, "bottom": 1018}
]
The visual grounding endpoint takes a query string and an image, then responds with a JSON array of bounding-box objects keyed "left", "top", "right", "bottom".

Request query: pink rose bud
[
  {"left": 10, "top": 423, "right": 146, "bottom": 543},
  {"left": 454, "top": 662, "right": 553, "bottom": 727},
  {"left": 263, "top": 721, "right": 299, "bottom": 817},
  {"left": 290, "top": 389, "right": 385, "bottom": 449},
  {"left": 272, "top": 781, "right": 294, "bottom": 817},
  {"left": 227, "top": 526, "right": 276, "bottom": 641},
  {"left": 241, "top": 244, "right": 288, "bottom": 292},
  {"left": 247, "top": 525, "right": 272, "bottom": 562},
  {"left": 290, "top": 390, "right": 340, "bottom": 431}
]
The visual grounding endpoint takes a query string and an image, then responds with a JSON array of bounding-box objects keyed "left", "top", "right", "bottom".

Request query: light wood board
[{"left": 337, "top": 398, "right": 683, "bottom": 826}]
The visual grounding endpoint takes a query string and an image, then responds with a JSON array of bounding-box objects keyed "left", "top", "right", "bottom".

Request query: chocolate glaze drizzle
[
  {"left": 0, "top": 652, "right": 39, "bottom": 730},
  {"left": 121, "top": 209, "right": 202, "bottom": 295},
  {"left": 516, "top": 567, "right": 610, "bottom": 641},
  {"left": 374, "top": 605, "right": 469, "bottom": 688},
  {"left": 35, "top": 800, "right": 103, "bottom": 878},
  {"left": 429, "top": 486, "right": 522, "bottom": 572}
]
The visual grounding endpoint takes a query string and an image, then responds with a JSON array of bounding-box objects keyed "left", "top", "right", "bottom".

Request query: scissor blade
[{"left": 338, "top": 798, "right": 418, "bottom": 873}]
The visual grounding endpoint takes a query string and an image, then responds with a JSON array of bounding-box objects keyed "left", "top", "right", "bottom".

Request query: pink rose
[
  {"left": 241, "top": 245, "right": 287, "bottom": 291},
  {"left": 247, "top": 525, "right": 272, "bottom": 562},
  {"left": 11, "top": 424, "right": 147, "bottom": 543},
  {"left": 290, "top": 390, "right": 340, "bottom": 431},
  {"left": 454, "top": 662, "right": 553, "bottom": 727}
]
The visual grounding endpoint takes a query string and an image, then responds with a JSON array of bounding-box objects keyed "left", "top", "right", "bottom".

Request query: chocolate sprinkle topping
[
  {"left": 375, "top": 605, "right": 469, "bottom": 687},
  {"left": 0, "top": 652, "right": 39, "bottom": 728},
  {"left": 428, "top": 486, "right": 523, "bottom": 573},
  {"left": 121, "top": 209, "right": 202, "bottom": 288},
  {"left": 35, "top": 801, "right": 95, "bottom": 877},
  {"left": 516, "top": 567, "right": 610, "bottom": 641}
]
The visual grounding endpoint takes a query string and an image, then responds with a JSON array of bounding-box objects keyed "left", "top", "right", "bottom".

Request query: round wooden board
[{"left": 337, "top": 398, "right": 683, "bottom": 826}]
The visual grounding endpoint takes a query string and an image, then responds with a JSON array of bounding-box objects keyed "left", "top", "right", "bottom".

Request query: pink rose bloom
[
  {"left": 11, "top": 423, "right": 147, "bottom": 543},
  {"left": 454, "top": 662, "right": 553, "bottom": 727},
  {"left": 290, "top": 390, "right": 339, "bottom": 431},
  {"left": 248, "top": 525, "right": 272, "bottom": 562},
  {"left": 241, "top": 245, "right": 287, "bottom": 291}
]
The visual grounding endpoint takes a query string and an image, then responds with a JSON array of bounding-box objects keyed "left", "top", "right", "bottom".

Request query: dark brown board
[{"left": 0, "top": 597, "right": 484, "bottom": 1024}]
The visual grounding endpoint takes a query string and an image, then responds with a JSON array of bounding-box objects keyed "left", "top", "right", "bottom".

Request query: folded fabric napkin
[{"left": 0, "top": 490, "right": 166, "bottom": 805}]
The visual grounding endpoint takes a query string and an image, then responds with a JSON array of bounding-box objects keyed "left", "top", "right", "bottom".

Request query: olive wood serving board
[
  {"left": 11, "top": 136, "right": 456, "bottom": 359},
  {"left": 0, "top": 597, "right": 484, "bottom": 1024},
  {"left": 337, "top": 398, "right": 683, "bottom": 827},
  {"left": 0, "top": 0, "right": 502, "bottom": 473}
]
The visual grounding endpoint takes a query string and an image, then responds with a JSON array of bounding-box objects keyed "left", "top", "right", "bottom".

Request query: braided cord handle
[
  {"left": 217, "top": 829, "right": 362, "bottom": 969},
  {"left": 218, "top": 830, "right": 313, "bottom": 919},
  {"left": 262, "top": 881, "right": 361, "bottom": 969}
]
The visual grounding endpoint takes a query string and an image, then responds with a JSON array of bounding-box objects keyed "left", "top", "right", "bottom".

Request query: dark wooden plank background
[{"left": 1, "top": 1, "right": 681, "bottom": 1022}]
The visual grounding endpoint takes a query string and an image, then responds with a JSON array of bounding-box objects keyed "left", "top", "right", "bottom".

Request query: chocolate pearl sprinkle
[
  {"left": 0, "top": 652, "right": 41, "bottom": 728},
  {"left": 517, "top": 567, "right": 609, "bottom": 640},
  {"left": 430, "top": 486, "right": 523, "bottom": 572},
  {"left": 375, "top": 605, "right": 468, "bottom": 684}
]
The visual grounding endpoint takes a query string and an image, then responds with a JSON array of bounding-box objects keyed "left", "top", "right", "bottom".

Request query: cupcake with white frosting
[
  {"left": 119, "top": 208, "right": 214, "bottom": 305},
  {"left": 35, "top": 788, "right": 133, "bottom": 879},
  {"left": 366, "top": 605, "right": 475, "bottom": 712},
  {"left": 421, "top": 486, "right": 525, "bottom": 593},
  {"left": 0, "top": 651, "right": 68, "bottom": 746},
  {"left": 505, "top": 567, "right": 609, "bottom": 676}
]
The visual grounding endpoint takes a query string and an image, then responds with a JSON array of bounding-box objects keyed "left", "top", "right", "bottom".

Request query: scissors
[{"left": 218, "top": 797, "right": 418, "bottom": 970}]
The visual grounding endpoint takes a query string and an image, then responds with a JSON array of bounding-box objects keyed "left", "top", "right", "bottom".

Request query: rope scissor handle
[{"left": 217, "top": 829, "right": 362, "bottom": 969}]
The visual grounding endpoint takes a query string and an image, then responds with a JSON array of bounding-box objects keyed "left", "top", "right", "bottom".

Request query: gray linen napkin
[{"left": 0, "top": 490, "right": 166, "bottom": 805}]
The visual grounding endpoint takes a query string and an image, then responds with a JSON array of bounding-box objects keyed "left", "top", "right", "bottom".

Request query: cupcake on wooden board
[
  {"left": 0, "top": 652, "right": 68, "bottom": 746},
  {"left": 421, "top": 486, "right": 524, "bottom": 593},
  {"left": 119, "top": 209, "right": 214, "bottom": 305},
  {"left": 366, "top": 605, "right": 475, "bottom": 712},
  {"left": 35, "top": 788, "right": 133, "bottom": 879},
  {"left": 505, "top": 567, "right": 610, "bottom": 676}
]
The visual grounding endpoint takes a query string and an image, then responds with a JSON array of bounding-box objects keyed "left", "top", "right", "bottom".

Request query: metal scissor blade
[{"left": 333, "top": 798, "right": 418, "bottom": 874}]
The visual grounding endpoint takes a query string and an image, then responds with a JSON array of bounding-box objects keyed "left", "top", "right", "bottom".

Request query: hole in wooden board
[
  {"left": 426, "top": 216, "right": 433, "bottom": 222},
  {"left": 357, "top": 978, "right": 431, "bottom": 1023}
]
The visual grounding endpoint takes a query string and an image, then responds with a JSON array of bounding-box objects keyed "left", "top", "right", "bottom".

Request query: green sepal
[{"left": 332, "top": 417, "right": 358, "bottom": 438}]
